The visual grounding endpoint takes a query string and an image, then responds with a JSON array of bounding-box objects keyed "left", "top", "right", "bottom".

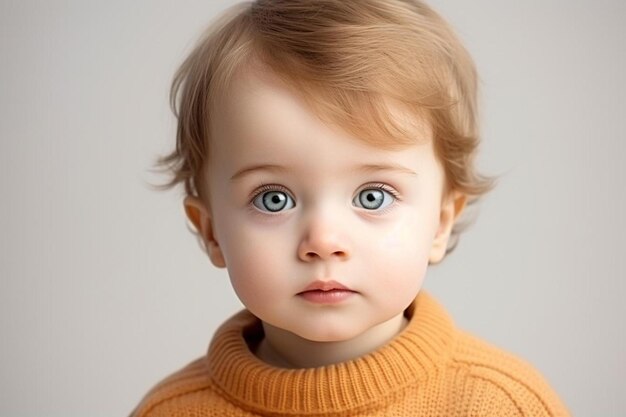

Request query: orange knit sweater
[{"left": 130, "top": 291, "right": 570, "bottom": 416}]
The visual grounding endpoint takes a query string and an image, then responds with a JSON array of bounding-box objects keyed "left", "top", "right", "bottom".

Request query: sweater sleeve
[
  {"left": 461, "top": 368, "right": 571, "bottom": 417},
  {"left": 452, "top": 331, "right": 571, "bottom": 417},
  {"left": 128, "top": 357, "right": 216, "bottom": 417}
]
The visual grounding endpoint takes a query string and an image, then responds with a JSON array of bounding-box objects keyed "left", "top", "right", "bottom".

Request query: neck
[{"left": 255, "top": 312, "right": 409, "bottom": 369}]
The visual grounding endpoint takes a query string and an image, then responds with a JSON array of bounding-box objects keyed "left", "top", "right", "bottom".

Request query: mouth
[
  {"left": 297, "top": 280, "right": 357, "bottom": 304},
  {"left": 298, "top": 279, "right": 354, "bottom": 293}
]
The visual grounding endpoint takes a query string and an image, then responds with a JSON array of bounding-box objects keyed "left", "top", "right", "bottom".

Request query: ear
[
  {"left": 428, "top": 190, "right": 467, "bottom": 265},
  {"left": 183, "top": 196, "right": 227, "bottom": 268}
]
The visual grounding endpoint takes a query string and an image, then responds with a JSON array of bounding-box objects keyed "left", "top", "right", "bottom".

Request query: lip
[
  {"left": 298, "top": 289, "right": 355, "bottom": 304},
  {"left": 297, "top": 280, "right": 357, "bottom": 304},
  {"left": 298, "top": 280, "right": 354, "bottom": 293}
]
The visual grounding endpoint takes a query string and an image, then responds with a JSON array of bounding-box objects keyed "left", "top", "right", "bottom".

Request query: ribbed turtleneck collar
[{"left": 205, "top": 290, "right": 456, "bottom": 416}]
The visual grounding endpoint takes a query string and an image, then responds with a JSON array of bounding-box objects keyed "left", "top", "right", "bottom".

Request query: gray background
[{"left": 1, "top": 0, "right": 624, "bottom": 416}]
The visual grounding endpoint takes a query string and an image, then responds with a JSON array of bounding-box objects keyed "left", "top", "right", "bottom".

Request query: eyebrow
[
  {"left": 229, "top": 163, "right": 417, "bottom": 182},
  {"left": 355, "top": 163, "right": 418, "bottom": 177}
]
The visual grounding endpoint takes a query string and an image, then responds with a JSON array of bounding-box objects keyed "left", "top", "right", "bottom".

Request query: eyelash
[
  {"left": 364, "top": 183, "right": 402, "bottom": 204},
  {"left": 365, "top": 183, "right": 401, "bottom": 215},
  {"left": 249, "top": 184, "right": 291, "bottom": 202},
  {"left": 247, "top": 182, "right": 402, "bottom": 214}
]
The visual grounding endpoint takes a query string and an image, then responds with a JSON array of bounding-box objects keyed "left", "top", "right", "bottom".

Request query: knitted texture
[{"left": 130, "top": 291, "right": 570, "bottom": 416}]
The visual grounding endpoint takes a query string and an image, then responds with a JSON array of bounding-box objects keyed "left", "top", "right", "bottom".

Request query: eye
[
  {"left": 251, "top": 186, "right": 295, "bottom": 213},
  {"left": 353, "top": 184, "right": 398, "bottom": 211}
]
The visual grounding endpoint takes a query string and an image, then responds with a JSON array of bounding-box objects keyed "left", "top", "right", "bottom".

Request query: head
[{"left": 151, "top": 0, "right": 497, "bottom": 342}]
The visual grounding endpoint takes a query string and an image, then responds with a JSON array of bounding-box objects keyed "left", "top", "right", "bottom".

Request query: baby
[{"left": 131, "top": 0, "right": 570, "bottom": 415}]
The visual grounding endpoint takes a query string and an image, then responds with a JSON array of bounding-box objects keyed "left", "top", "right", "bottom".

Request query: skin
[{"left": 184, "top": 66, "right": 466, "bottom": 369}]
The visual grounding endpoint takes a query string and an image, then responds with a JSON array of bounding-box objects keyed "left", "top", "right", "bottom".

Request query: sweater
[{"left": 129, "top": 290, "right": 570, "bottom": 416}]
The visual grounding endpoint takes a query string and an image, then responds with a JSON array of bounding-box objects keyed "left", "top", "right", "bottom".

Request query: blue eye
[
  {"left": 353, "top": 186, "right": 397, "bottom": 211},
  {"left": 252, "top": 188, "right": 295, "bottom": 212}
]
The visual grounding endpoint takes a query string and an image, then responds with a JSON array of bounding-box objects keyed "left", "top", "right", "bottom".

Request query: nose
[{"left": 297, "top": 211, "right": 351, "bottom": 262}]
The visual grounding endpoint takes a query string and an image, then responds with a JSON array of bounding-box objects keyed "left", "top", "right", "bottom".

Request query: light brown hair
[{"left": 150, "top": 0, "right": 498, "bottom": 258}]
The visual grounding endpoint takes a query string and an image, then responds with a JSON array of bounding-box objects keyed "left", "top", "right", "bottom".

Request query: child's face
[{"left": 186, "top": 68, "right": 462, "bottom": 343}]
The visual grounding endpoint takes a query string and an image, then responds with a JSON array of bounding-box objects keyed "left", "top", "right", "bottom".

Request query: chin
[{"left": 293, "top": 324, "right": 363, "bottom": 343}]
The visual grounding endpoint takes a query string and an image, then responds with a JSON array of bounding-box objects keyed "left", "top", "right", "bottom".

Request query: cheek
[
  {"left": 379, "top": 220, "right": 416, "bottom": 250},
  {"left": 370, "top": 214, "right": 435, "bottom": 285},
  {"left": 227, "top": 252, "right": 281, "bottom": 309},
  {"left": 220, "top": 221, "right": 293, "bottom": 302},
  {"left": 377, "top": 212, "right": 436, "bottom": 255}
]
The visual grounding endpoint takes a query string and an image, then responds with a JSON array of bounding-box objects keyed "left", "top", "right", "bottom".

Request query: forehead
[
  {"left": 209, "top": 66, "right": 435, "bottom": 171},
  {"left": 212, "top": 68, "right": 311, "bottom": 147},
  {"left": 211, "top": 64, "right": 432, "bottom": 138}
]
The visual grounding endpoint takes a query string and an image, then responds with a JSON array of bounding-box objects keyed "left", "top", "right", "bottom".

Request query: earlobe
[
  {"left": 183, "top": 196, "right": 227, "bottom": 268},
  {"left": 428, "top": 191, "right": 467, "bottom": 265}
]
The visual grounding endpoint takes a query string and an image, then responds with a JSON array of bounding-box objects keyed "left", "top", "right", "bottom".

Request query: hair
[{"left": 149, "top": 0, "right": 498, "bottom": 260}]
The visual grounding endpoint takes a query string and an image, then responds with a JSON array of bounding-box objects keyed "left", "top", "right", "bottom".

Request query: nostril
[
  {"left": 305, "top": 250, "right": 345, "bottom": 260},
  {"left": 299, "top": 242, "right": 350, "bottom": 262},
  {"left": 302, "top": 251, "right": 317, "bottom": 260}
]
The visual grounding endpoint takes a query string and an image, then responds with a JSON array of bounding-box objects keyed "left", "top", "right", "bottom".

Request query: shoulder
[
  {"left": 128, "top": 357, "right": 235, "bottom": 417},
  {"left": 448, "top": 329, "right": 571, "bottom": 417}
]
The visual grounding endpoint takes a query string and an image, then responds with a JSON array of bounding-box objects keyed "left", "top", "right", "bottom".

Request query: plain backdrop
[{"left": 1, "top": 1, "right": 624, "bottom": 416}]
